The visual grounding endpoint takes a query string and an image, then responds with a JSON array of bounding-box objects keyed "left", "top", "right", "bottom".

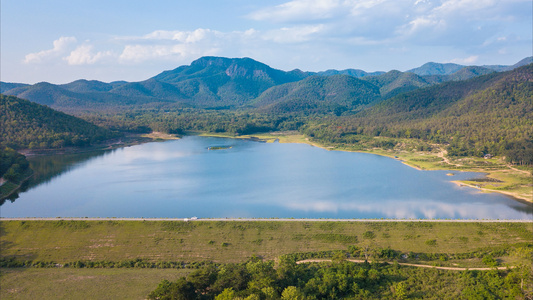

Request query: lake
[{"left": 1, "top": 136, "right": 531, "bottom": 219}]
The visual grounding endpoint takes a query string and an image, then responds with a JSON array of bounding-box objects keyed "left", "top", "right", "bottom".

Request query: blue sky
[{"left": 1, "top": 0, "right": 531, "bottom": 84}]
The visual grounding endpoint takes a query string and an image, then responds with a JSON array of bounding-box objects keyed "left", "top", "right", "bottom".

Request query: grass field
[
  {"left": 1, "top": 220, "right": 531, "bottom": 265},
  {"left": 0, "top": 268, "right": 190, "bottom": 300},
  {"left": 1, "top": 220, "right": 532, "bottom": 299}
]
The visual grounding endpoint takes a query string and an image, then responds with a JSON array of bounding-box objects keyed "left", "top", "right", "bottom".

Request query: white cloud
[
  {"left": 249, "top": 0, "right": 531, "bottom": 48},
  {"left": 434, "top": 0, "right": 497, "bottom": 15},
  {"left": 248, "top": 0, "right": 346, "bottom": 22},
  {"left": 65, "top": 45, "right": 113, "bottom": 65},
  {"left": 24, "top": 36, "right": 77, "bottom": 64},
  {"left": 263, "top": 25, "right": 326, "bottom": 43},
  {"left": 126, "top": 28, "right": 215, "bottom": 43},
  {"left": 116, "top": 29, "right": 229, "bottom": 63},
  {"left": 118, "top": 44, "right": 219, "bottom": 63},
  {"left": 449, "top": 55, "right": 479, "bottom": 64},
  {"left": 18, "top": 0, "right": 530, "bottom": 82}
]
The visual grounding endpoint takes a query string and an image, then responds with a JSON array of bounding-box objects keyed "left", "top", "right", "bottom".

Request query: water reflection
[
  {"left": 1, "top": 150, "right": 111, "bottom": 204},
  {"left": 1, "top": 136, "right": 531, "bottom": 219},
  {"left": 281, "top": 198, "right": 531, "bottom": 220}
]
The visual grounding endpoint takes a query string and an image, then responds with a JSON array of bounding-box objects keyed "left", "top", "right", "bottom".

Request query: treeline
[
  {"left": 0, "top": 94, "right": 120, "bottom": 149},
  {"left": 0, "top": 148, "right": 30, "bottom": 181},
  {"left": 0, "top": 147, "right": 32, "bottom": 201},
  {"left": 80, "top": 109, "right": 308, "bottom": 136},
  {"left": 0, "top": 257, "right": 216, "bottom": 269},
  {"left": 147, "top": 256, "right": 531, "bottom": 300},
  {"left": 78, "top": 102, "right": 532, "bottom": 166}
]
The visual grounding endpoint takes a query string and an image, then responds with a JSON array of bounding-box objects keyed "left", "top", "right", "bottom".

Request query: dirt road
[{"left": 296, "top": 259, "right": 515, "bottom": 271}]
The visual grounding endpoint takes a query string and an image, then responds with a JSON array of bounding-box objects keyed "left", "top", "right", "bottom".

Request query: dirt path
[
  {"left": 296, "top": 259, "right": 515, "bottom": 271},
  {"left": 507, "top": 165, "right": 532, "bottom": 176},
  {"left": 437, "top": 150, "right": 461, "bottom": 168}
]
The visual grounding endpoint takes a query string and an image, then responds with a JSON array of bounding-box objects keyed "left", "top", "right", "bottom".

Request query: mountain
[
  {"left": 360, "top": 70, "right": 430, "bottom": 98},
  {"left": 0, "top": 82, "right": 29, "bottom": 93},
  {"left": 316, "top": 69, "right": 385, "bottom": 78},
  {"left": 60, "top": 80, "right": 115, "bottom": 93},
  {"left": 2, "top": 82, "right": 161, "bottom": 111},
  {"left": 253, "top": 75, "right": 381, "bottom": 115},
  {"left": 2, "top": 56, "right": 312, "bottom": 110},
  {"left": 406, "top": 62, "right": 465, "bottom": 76},
  {"left": 109, "top": 78, "right": 188, "bottom": 101},
  {"left": 446, "top": 66, "right": 495, "bottom": 81},
  {"left": 0, "top": 94, "right": 118, "bottom": 149},
  {"left": 151, "top": 56, "right": 310, "bottom": 107},
  {"left": 4, "top": 82, "right": 81, "bottom": 107},
  {"left": 2, "top": 56, "right": 530, "bottom": 114},
  {"left": 355, "top": 64, "right": 532, "bottom": 142},
  {"left": 406, "top": 57, "right": 532, "bottom": 76},
  {"left": 483, "top": 56, "right": 533, "bottom": 72}
]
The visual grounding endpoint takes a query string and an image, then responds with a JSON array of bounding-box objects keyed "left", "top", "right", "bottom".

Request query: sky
[{"left": 1, "top": 0, "right": 531, "bottom": 84}]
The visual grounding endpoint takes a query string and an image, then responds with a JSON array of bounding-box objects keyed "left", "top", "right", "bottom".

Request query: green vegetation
[
  {"left": 0, "top": 148, "right": 32, "bottom": 201},
  {"left": 1, "top": 220, "right": 532, "bottom": 299},
  {"left": 0, "top": 94, "right": 119, "bottom": 150},
  {"left": 0, "top": 268, "right": 190, "bottom": 300},
  {"left": 208, "top": 146, "right": 232, "bottom": 150},
  {"left": 2, "top": 221, "right": 532, "bottom": 266},
  {"left": 146, "top": 257, "right": 531, "bottom": 299}
]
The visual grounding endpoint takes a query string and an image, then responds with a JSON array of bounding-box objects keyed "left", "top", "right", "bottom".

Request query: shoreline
[
  {"left": 13, "top": 131, "right": 533, "bottom": 204},
  {"left": 200, "top": 132, "right": 532, "bottom": 203},
  {"left": 18, "top": 132, "right": 179, "bottom": 157}
]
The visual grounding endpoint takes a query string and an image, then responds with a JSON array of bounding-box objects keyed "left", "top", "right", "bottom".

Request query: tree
[
  {"left": 281, "top": 286, "right": 305, "bottom": 300},
  {"left": 395, "top": 281, "right": 407, "bottom": 299},
  {"left": 215, "top": 288, "right": 236, "bottom": 300}
]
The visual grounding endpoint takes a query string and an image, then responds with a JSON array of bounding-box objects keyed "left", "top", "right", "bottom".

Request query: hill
[
  {"left": 0, "top": 94, "right": 118, "bottom": 149},
  {"left": 253, "top": 75, "right": 381, "bottom": 115},
  {"left": 405, "top": 57, "right": 531, "bottom": 76},
  {"left": 316, "top": 69, "right": 385, "bottom": 78},
  {"left": 337, "top": 64, "right": 533, "bottom": 164},
  {"left": 152, "top": 56, "right": 310, "bottom": 107},
  {"left": 0, "top": 82, "right": 29, "bottom": 93},
  {"left": 2, "top": 81, "right": 178, "bottom": 112},
  {"left": 361, "top": 70, "right": 430, "bottom": 98},
  {"left": 1, "top": 57, "right": 311, "bottom": 111},
  {"left": 60, "top": 79, "right": 115, "bottom": 93},
  {"left": 483, "top": 56, "right": 533, "bottom": 72},
  {"left": 406, "top": 62, "right": 464, "bottom": 76}
]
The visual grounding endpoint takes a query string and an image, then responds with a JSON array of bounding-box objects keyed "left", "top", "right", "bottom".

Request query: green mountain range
[
  {"left": 2, "top": 56, "right": 530, "bottom": 113},
  {"left": 253, "top": 75, "right": 381, "bottom": 115},
  {"left": 329, "top": 64, "right": 532, "bottom": 163}
]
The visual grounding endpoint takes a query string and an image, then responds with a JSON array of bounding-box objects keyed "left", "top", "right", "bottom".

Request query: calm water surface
[{"left": 1, "top": 136, "right": 531, "bottom": 219}]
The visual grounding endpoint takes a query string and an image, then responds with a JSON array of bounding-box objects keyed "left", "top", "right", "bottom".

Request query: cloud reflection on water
[{"left": 283, "top": 199, "right": 532, "bottom": 220}]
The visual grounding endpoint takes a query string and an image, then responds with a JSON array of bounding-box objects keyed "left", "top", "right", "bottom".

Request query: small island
[{"left": 208, "top": 146, "right": 232, "bottom": 150}]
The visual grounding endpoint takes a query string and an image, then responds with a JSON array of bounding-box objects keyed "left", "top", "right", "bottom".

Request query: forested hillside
[
  {"left": 253, "top": 75, "right": 381, "bottom": 115},
  {"left": 303, "top": 64, "right": 533, "bottom": 165},
  {"left": 0, "top": 94, "right": 119, "bottom": 149}
]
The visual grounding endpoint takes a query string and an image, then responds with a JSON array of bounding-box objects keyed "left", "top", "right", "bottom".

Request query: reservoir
[{"left": 1, "top": 136, "right": 531, "bottom": 219}]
